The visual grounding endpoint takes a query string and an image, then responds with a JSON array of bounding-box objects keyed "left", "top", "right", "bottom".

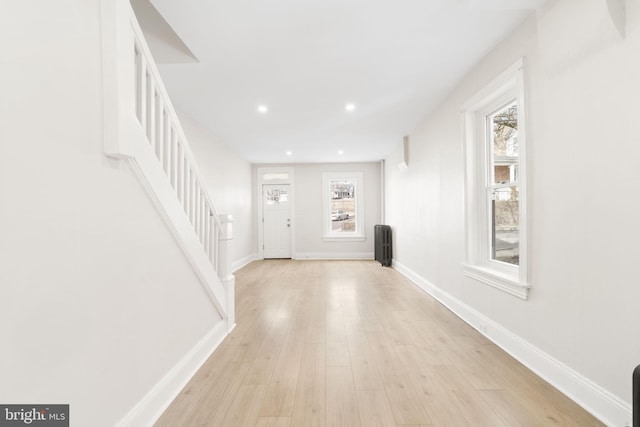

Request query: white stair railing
[
  {"left": 133, "top": 37, "right": 220, "bottom": 271},
  {"left": 101, "top": 0, "right": 234, "bottom": 330}
]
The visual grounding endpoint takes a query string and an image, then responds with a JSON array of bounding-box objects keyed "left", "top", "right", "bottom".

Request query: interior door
[{"left": 263, "top": 184, "right": 291, "bottom": 258}]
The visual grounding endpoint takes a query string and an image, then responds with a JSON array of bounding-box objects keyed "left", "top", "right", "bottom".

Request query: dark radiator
[
  {"left": 634, "top": 364, "right": 640, "bottom": 427},
  {"left": 374, "top": 225, "right": 392, "bottom": 267}
]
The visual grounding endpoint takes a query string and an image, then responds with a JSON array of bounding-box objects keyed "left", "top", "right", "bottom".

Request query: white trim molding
[
  {"left": 115, "top": 321, "right": 229, "bottom": 427},
  {"left": 294, "top": 252, "right": 374, "bottom": 260},
  {"left": 232, "top": 253, "right": 258, "bottom": 272},
  {"left": 463, "top": 263, "right": 529, "bottom": 300},
  {"left": 392, "top": 259, "right": 632, "bottom": 427}
]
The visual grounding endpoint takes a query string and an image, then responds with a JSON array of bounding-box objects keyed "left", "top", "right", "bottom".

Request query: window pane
[
  {"left": 491, "top": 101, "right": 518, "bottom": 185},
  {"left": 330, "top": 179, "right": 356, "bottom": 233},
  {"left": 266, "top": 188, "right": 287, "bottom": 204},
  {"left": 492, "top": 186, "right": 519, "bottom": 265},
  {"left": 263, "top": 172, "right": 289, "bottom": 180}
]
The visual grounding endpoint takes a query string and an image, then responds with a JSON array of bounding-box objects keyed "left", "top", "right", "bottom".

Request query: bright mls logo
[{"left": 0, "top": 405, "right": 68, "bottom": 426}]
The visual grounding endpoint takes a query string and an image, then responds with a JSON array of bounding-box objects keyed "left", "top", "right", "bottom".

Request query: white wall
[
  {"left": 384, "top": 0, "right": 640, "bottom": 424},
  {"left": 254, "top": 162, "right": 382, "bottom": 259},
  {"left": 178, "top": 113, "right": 256, "bottom": 269},
  {"left": 0, "top": 2, "right": 225, "bottom": 426}
]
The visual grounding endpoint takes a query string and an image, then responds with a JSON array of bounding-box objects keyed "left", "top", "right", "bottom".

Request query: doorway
[
  {"left": 262, "top": 184, "right": 292, "bottom": 258},
  {"left": 257, "top": 167, "right": 295, "bottom": 259}
]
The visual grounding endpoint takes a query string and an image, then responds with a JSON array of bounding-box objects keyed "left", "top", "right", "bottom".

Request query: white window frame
[
  {"left": 322, "top": 172, "right": 365, "bottom": 241},
  {"left": 462, "top": 58, "right": 529, "bottom": 300}
]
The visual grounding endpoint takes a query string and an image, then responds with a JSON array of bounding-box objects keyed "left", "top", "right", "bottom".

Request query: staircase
[{"left": 100, "top": 0, "right": 235, "bottom": 331}]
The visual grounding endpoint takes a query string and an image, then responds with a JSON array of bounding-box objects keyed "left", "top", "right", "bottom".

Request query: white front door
[{"left": 263, "top": 184, "right": 292, "bottom": 258}]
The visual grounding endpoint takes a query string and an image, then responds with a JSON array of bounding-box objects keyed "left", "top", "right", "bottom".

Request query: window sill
[{"left": 463, "top": 264, "right": 529, "bottom": 300}]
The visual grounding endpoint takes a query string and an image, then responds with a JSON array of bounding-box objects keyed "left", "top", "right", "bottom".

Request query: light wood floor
[{"left": 155, "top": 260, "right": 603, "bottom": 427}]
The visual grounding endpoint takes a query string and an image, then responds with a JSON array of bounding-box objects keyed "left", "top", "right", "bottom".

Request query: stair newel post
[{"left": 218, "top": 214, "right": 235, "bottom": 332}]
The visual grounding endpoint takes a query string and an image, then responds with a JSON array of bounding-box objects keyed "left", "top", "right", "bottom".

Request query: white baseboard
[
  {"left": 392, "top": 260, "right": 632, "bottom": 427},
  {"left": 115, "top": 321, "right": 228, "bottom": 427},
  {"left": 294, "top": 252, "right": 374, "bottom": 260},
  {"left": 232, "top": 253, "right": 258, "bottom": 272}
]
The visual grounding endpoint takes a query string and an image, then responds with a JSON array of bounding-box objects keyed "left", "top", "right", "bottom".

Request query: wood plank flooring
[{"left": 154, "top": 260, "right": 603, "bottom": 427}]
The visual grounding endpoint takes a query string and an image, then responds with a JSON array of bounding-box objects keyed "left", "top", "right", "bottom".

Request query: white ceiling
[{"left": 140, "top": 0, "right": 543, "bottom": 164}]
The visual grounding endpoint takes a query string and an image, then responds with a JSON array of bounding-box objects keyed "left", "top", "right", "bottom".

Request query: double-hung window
[
  {"left": 462, "top": 59, "right": 529, "bottom": 299},
  {"left": 322, "top": 172, "right": 365, "bottom": 241}
]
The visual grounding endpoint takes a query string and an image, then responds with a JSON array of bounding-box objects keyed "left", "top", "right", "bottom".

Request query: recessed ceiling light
[
  {"left": 257, "top": 105, "right": 268, "bottom": 114},
  {"left": 286, "top": 151, "right": 292, "bottom": 156},
  {"left": 338, "top": 150, "right": 344, "bottom": 155},
  {"left": 345, "top": 103, "right": 356, "bottom": 112}
]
